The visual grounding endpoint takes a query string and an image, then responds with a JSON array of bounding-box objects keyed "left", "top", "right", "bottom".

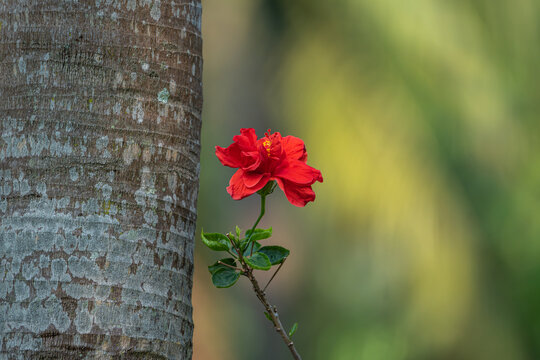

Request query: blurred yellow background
[{"left": 193, "top": 0, "right": 540, "bottom": 359}]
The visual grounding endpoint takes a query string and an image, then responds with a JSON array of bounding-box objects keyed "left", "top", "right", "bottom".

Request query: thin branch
[
  {"left": 263, "top": 259, "right": 286, "bottom": 293},
  {"left": 239, "top": 188, "right": 301, "bottom": 358},
  {"left": 217, "top": 261, "right": 242, "bottom": 272},
  {"left": 227, "top": 233, "right": 243, "bottom": 261},
  {"left": 243, "top": 266, "right": 302, "bottom": 360}
]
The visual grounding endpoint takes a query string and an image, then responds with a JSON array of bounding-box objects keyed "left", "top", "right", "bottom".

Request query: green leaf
[
  {"left": 245, "top": 252, "right": 271, "bottom": 270},
  {"left": 201, "top": 230, "right": 230, "bottom": 251},
  {"left": 240, "top": 239, "right": 249, "bottom": 252},
  {"left": 246, "top": 241, "right": 261, "bottom": 254},
  {"left": 264, "top": 311, "right": 273, "bottom": 323},
  {"left": 228, "top": 231, "right": 240, "bottom": 249},
  {"left": 235, "top": 240, "right": 261, "bottom": 257},
  {"left": 245, "top": 227, "right": 273, "bottom": 242},
  {"left": 208, "top": 258, "right": 236, "bottom": 275},
  {"left": 211, "top": 268, "right": 240, "bottom": 288},
  {"left": 288, "top": 322, "right": 298, "bottom": 337},
  {"left": 258, "top": 246, "right": 290, "bottom": 265},
  {"left": 235, "top": 226, "right": 241, "bottom": 239}
]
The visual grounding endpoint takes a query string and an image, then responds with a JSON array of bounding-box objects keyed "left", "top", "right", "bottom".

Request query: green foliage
[
  {"left": 208, "top": 258, "right": 237, "bottom": 275},
  {"left": 288, "top": 322, "right": 298, "bottom": 337},
  {"left": 201, "top": 230, "right": 230, "bottom": 251},
  {"left": 244, "top": 252, "right": 272, "bottom": 270},
  {"left": 212, "top": 268, "right": 241, "bottom": 288},
  {"left": 209, "top": 258, "right": 240, "bottom": 288},
  {"left": 264, "top": 311, "right": 273, "bottom": 323},
  {"left": 245, "top": 228, "right": 273, "bottom": 242},
  {"left": 258, "top": 246, "right": 290, "bottom": 265},
  {"left": 236, "top": 240, "right": 262, "bottom": 257}
]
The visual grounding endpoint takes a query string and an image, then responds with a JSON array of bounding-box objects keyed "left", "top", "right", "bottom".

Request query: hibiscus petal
[
  {"left": 276, "top": 178, "right": 316, "bottom": 207},
  {"left": 243, "top": 172, "right": 265, "bottom": 188},
  {"left": 281, "top": 136, "right": 307, "bottom": 162},
  {"left": 215, "top": 143, "right": 243, "bottom": 168},
  {"left": 268, "top": 132, "right": 283, "bottom": 160},
  {"left": 246, "top": 174, "right": 271, "bottom": 192},
  {"left": 227, "top": 169, "right": 259, "bottom": 200},
  {"left": 241, "top": 150, "right": 262, "bottom": 171},
  {"left": 227, "top": 169, "right": 270, "bottom": 200},
  {"left": 274, "top": 159, "right": 323, "bottom": 185},
  {"left": 233, "top": 128, "right": 258, "bottom": 149}
]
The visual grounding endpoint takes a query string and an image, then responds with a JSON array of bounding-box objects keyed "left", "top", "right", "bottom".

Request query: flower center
[
  {"left": 262, "top": 129, "right": 272, "bottom": 156},
  {"left": 262, "top": 139, "right": 271, "bottom": 156}
]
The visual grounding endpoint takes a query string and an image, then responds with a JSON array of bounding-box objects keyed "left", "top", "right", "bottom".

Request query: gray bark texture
[{"left": 0, "top": 0, "right": 202, "bottom": 358}]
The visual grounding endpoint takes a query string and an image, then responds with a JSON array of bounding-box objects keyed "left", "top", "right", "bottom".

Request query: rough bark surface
[{"left": 0, "top": 0, "right": 202, "bottom": 358}]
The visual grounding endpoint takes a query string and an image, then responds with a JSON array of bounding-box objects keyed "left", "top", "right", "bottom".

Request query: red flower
[{"left": 215, "top": 128, "right": 323, "bottom": 207}]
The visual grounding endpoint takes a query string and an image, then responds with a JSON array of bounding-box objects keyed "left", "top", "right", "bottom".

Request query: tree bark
[{"left": 0, "top": 1, "right": 202, "bottom": 358}]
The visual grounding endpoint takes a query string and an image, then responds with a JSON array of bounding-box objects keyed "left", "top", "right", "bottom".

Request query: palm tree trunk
[{"left": 0, "top": 1, "right": 202, "bottom": 358}]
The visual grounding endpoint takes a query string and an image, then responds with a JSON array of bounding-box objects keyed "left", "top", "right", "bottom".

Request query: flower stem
[
  {"left": 247, "top": 194, "right": 266, "bottom": 256},
  {"left": 242, "top": 265, "right": 302, "bottom": 360},
  {"left": 240, "top": 191, "right": 301, "bottom": 359},
  {"left": 247, "top": 194, "right": 266, "bottom": 242}
]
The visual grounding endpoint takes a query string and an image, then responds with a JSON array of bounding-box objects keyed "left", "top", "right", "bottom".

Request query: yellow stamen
[{"left": 263, "top": 139, "right": 271, "bottom": 155}]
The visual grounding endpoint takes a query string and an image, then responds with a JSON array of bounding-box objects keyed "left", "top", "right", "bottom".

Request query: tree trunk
[{"left": 0, "top": 1, "right": 202, "bottom": 358}]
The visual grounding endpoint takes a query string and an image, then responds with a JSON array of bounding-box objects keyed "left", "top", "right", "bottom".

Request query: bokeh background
[{"left": 193, "top": 0, "right": 540, "bottom": 359}]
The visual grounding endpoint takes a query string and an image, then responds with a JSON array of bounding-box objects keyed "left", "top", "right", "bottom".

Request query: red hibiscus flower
[{"left": 215, "top": 128, "right": 323, "bottom": 207}]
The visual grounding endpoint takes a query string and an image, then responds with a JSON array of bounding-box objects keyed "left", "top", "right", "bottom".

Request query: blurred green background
[{"left": 193, "top": 0, "right": 540, "bottom": 359}]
